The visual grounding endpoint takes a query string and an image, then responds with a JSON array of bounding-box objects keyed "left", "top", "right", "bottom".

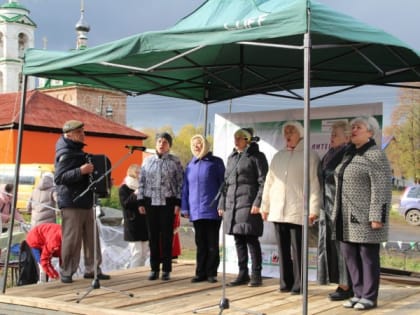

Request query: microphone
[{"left": 125, "top": 145, "right": 147, "bottom": 152}]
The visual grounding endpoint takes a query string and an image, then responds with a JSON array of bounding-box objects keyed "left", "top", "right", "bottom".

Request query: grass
[
  {"left": 389, "top": 207, "right": 406, "bottom": 225},
  {"left": 179, "top": 248, "right": 196, "bottom": 261},
  {"left": 381, "top": 251, "right": 420, "bottom": 272},
  {"left": 390, "top": 189, "right": 406, "bottom": 224},
  {"left": 382, "top": 189, "right": 420, "bottom": 272}
]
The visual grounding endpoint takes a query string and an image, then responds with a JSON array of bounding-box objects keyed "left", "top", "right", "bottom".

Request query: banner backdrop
[{"left": 213, "top": 102, "right": 383, "bottom": 280}]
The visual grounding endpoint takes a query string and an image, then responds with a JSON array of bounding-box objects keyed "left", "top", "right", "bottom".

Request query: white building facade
[{"left": 0, "top": 0, "right": 35, "bottom": 92}]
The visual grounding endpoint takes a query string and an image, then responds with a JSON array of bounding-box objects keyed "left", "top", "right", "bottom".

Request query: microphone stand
[
  {"left": 75, "top": 150, "right": 135, "bottom": 303},
  {"left": 193, "top": 144, "right": 265, "bottom": 315}
]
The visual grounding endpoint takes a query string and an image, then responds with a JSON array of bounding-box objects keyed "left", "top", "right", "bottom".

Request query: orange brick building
[{"left": 0, "top": 90, "right": 148, "bottom": 185}]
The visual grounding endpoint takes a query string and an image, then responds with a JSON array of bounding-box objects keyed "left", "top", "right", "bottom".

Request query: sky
[{"left": 16, "top": 0, "right": 420, "bottom": 132}]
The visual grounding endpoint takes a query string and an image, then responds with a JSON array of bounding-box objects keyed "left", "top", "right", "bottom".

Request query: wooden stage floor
[{"left": 0, "top": 261, "right": 419, "bottom": 315}]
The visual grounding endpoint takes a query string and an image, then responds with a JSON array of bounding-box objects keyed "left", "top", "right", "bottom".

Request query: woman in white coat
[{"left": 261, "top": 121, "right": 321, "bottom": 295}]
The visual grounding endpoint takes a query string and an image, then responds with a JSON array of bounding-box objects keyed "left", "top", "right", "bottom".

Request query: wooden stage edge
[{"left": 0, "top": 261, "right": 420, "bottom": 315}]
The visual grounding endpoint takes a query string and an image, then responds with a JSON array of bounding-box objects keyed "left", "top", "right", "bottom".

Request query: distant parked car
[{"left": 399, "top": 185, "right": 420, "bottom": 226}]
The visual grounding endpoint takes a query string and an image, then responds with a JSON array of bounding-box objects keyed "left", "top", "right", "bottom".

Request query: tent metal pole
[
  {"left": 302, "top": 5, "right": 312, "bottom": 315},
  {"left": 203, "top": 101, "right": 208, "bottom": 137},
  {"left": 99, "top": 45, "right": 205, "bottom": 73},
  {"left": 1, "top": 75, "right": 28, "bottom": 293},
  {"left": 204, "top": 88, "right": 209, "bottom": 137}
]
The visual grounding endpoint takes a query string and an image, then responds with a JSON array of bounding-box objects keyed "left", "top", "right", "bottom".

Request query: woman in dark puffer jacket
[{"left": 218, "top": 128, "right": 268, "bottom": 287}]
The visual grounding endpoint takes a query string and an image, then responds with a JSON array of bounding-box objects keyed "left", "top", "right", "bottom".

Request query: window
[
  {"left": 18, "top": 33, "right": 28, "bottom": 59},
  {"left": 407, "top": 186, "right": 420, "bottom": 199}
]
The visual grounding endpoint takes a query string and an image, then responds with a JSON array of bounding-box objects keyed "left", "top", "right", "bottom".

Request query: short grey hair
[
  {"left": 282, "top": 120, "right": 304, "bottom": 138},
  {"left": 331, "top": 120, "right": 351, "bottom": 136},
  {"left": 350, "top": 116, "right": 380, "bottom": 137}
]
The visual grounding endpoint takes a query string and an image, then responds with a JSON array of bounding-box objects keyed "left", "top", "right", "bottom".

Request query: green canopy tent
[
  {"left": 5, "top": 0, "right": 420, "bottom": 312},
  {"left": 22, "top": 0, "right": 420, "bottom": 102}
]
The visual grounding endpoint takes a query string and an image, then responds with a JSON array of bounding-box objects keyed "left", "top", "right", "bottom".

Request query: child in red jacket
[{"left": 26, "top": 223, "right": 61, "bottom": 280}]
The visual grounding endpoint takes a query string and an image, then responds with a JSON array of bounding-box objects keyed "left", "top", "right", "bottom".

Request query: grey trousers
[
  {"left": 340, "top": 241, "right": 380, "bottom": 301},
  {"left": 60, "top": 208, "right": 102, "bottom": 276}
]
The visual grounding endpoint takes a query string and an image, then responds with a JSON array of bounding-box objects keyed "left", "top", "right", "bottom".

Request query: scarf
[
  {"left": 191, "top": 134, "right": 210, "bottom": 160},
  {"left": 322, "top": 143, "right": 347, "bottom": 169},
  {"left": 123, "top": 175, "right": 139, "bottom": 191}
]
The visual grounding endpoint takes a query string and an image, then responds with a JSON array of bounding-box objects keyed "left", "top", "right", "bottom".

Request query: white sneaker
[
  {"left": 354, "top": 298, "right": 377, "bottom": 310},
  {"left": 343, "top": 297, "right": 360, "bottom": 308}
]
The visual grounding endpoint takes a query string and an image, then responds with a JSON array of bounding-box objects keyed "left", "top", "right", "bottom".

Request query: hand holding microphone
[
  {"left": 80, "top": 162, "right": 94, "bottom": 175},
  {"left": 125, "top": 145, "right": 147, "bottom": 152},
  {"left": 125, "top": 145, "right": 155, "bottom": 154}
]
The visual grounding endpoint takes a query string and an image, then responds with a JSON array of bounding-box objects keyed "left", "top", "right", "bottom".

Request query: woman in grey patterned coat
[{"left": 332, "top": 116, "right": 392, "bottom": 311}]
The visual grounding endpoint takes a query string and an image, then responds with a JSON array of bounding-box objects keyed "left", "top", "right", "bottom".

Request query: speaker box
[{"left": 90, "top": 154, "right": 111, "bottom": 198}]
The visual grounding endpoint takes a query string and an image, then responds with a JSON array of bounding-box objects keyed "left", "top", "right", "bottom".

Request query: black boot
[
  {"left": 229, "top": 269, "right": 250, "bottom": 286},
  {"left": 148, "top": 271, "right": 159, "bottom": 280},
  {"left": 248, "top": 272, "right": 262, "bottom": 287}
]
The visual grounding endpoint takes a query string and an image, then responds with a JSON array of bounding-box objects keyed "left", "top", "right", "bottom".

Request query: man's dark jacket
[{"left": 54, "top": 135, "right": 93, "bottom": 209}]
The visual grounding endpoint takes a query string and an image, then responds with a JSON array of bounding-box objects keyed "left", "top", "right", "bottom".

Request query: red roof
[{"left": 0, "top": 90, "right": 147, "bottom": 139}]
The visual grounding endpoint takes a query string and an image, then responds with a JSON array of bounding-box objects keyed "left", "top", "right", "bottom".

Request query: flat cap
[{"left": 63, "top": 120, "right": 84, "bottom": 133}]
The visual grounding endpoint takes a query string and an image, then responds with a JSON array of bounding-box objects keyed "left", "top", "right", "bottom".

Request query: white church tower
[{"left": 0, "top": 0, "right": 35, "bottom": 92}]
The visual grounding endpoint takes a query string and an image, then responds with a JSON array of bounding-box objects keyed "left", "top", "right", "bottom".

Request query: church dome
[
  {"left": 75, "top": 14, "right": 90, "bottom": 32},
  {"left": 1, "top": 1, "right": 28, "bottom": 11}
]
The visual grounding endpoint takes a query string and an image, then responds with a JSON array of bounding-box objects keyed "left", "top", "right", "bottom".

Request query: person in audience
[
  {"left": 218, "top": 128, "right": 268, "bottom": 287},
  {"left": 137, "top": 132, "right": 183, "bottom": 281},
  {"left": 26, "top": 222, "right": 62, "bottom": 281},
  {"left": 0, "top": 183, "right": 25, "bottom": 232},
  {"left": 317, "top": 121, "right": 353, "bottom": 300},
  {"left": 182, "top": 134, "right": 225, "bottom": 283},
  {"left": 333, "top": 116, "right": 392, "bottom": 310},
  {"left": 261, "top": 121, "right": 321, "bottom": 295},
  {"left": 119, "top": 164, "right": 149, "bottom": 268},
  {"left": 27, "top": 172, "right": 58, "bottom": 227}
]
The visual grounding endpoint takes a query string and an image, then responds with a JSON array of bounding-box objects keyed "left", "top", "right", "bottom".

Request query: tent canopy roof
[{"left": 23, "top": 0, "right": 420, "bottom": 104}]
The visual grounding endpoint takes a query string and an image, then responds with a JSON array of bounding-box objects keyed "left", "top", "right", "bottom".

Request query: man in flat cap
[{"left": 54, "top": 120, "right": 110, "bottom": 283}]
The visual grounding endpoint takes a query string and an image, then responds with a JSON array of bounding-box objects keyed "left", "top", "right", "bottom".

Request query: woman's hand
[
  {"left": 138, "top": 206, "right": 146, "bottom": 214},
  {"left": 250, "top": 206, "right": 260, "bottom": 215},
  {"left": 371, "top": 221, "right": 383, "bottom": 229},
  {"left": 218, "top": 209, "right": 224, "bottom": 217},
  {"left": 309, "top": 214, "right": 318, "bottom": 226},
  {"left": 261, "top": 212, "right": 268, "bottom": 221}
]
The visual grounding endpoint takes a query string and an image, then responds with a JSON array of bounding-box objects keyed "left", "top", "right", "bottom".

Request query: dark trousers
[
  {"left": 193, "top": 219, "right": 221, "bottom": 277},
  {"left": 233, "top": 234, "right": 262, "bottom": 274},
  {"left": 145, "top": 202, "right": 175, "bottom": 273},
  {"left": 274, "top": 222, "right": 302, "bottom": 291},
  {"left": 340, "top": 241, "right": 380, "bottom": 301}
]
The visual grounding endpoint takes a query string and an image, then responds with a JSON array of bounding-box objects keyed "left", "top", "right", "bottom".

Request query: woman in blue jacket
[{"left": 181, "top": 135, "right": 225, "bottom": 283}]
